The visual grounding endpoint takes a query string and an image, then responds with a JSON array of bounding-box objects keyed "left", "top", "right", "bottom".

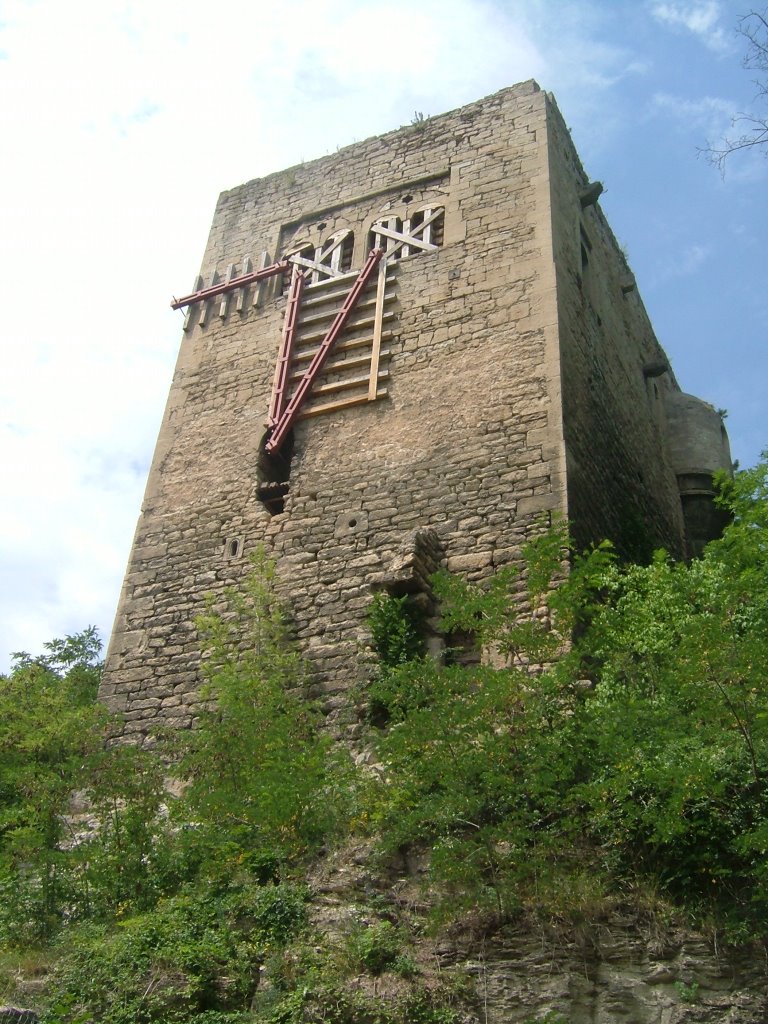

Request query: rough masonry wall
[
  {"left": 101, "top": 82, "right": 569, "bottom": 739},
  {"left": 545, "top": 100, "right": 687, "bottom": 560}
]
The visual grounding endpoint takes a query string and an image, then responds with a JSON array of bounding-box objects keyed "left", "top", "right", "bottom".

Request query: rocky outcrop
[
  {"left": 461, "top": 923, "right": 767, "bottom": 1023},
  {"left": 309, "top": 843, "right": 767, "bottom": 1024}
]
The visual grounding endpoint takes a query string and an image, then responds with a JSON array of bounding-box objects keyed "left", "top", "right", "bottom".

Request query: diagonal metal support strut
[
  {"left": 171, "top": 259, "right": 290, "bottom": 310},
  {"left": 265, "top": 247, "right": 384, "bottom": 455},
  {"left": 268, "top": 266, "right": 306, "bottom": 427}
]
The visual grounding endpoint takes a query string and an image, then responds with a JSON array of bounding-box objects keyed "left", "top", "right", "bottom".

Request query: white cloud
[
  {"left": 1, "top": 0, "right": 761, "bottom": 670},
  {"left": 674, "top": 242, "right": 712, "bottom": 276},
  {"left": 0, "top": 0, "right": 555, "bottom": 668},
  {"left": 649, "top": 1, "right": 732, "bottom": 53},
  {"left": 651, "top": 91, "right": 768, "bottom": 181},
  {"left": 652, "top": 90, "right": 735, "bottom": 133}
]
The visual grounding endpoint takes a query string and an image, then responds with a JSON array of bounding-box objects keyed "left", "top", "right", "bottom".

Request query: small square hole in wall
[{"left": 222, "top": 535, "right": 245, "bottom": 561}]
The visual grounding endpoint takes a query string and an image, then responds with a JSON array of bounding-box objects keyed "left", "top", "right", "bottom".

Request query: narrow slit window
[
  {"left": 222, "top": 534, "right": 245, "bottom": 562},
  {"left": 579, "top": 224, "right": 592, "bottom": 283},
  {"left": 581, "top": 242, "right": 590, "bottom": 275}
]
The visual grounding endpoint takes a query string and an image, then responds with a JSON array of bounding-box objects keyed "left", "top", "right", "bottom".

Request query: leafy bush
[
  {"left": 176, "top": 550, "right": 356, "bottom": 870},
  {"left": 346, "top": 920, "right": 403, "bottom": 975},
  {"left": 366, "top": 458, "right": 768, "bottom": 936},
  {"left": 43, "top": 881, "right": 307, "bottom": 1023},
  {"left": 367, "top": 592, "right": 426, "bottom": 668},
  {"left": 258, "top": 939, "right": 467, "bottom": 1024},
  {"left": 0, "top": 629, "right": 107, "bottom": 941}
]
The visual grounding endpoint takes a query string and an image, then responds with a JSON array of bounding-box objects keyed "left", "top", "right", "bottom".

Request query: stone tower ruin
[{"left": 101, "top": 81, "right": 731, "bottom": 740}]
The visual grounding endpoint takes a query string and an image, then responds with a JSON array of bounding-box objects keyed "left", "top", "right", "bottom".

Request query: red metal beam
[
  {"left": 265, "top": 248, "right": 384, "bottom": 455},
  {"left": 268, "top": 266, "right": 306, "bottom": 427},
  {"left": 171, "top": 259, "right": 289, "bottom": 310}
]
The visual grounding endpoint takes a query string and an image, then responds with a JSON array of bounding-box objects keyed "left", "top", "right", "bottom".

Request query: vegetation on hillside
[{"left": 0, "top": 456, "right": 766, "bottom": 1021}]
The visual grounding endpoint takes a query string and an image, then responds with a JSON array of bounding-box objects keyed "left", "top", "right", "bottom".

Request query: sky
[{"left": 0, "top": 0, "right": 766, "bottom": 670}]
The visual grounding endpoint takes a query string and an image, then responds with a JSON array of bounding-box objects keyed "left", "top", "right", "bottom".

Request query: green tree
[
  {"left": 0, "top": 629, "right": 106, "bottom": 940},
  {"left": 365, "top": 526, "right": 608, "bottom": 921},
  {"left": 44, "top": 881, "right": 309, "bottom": 1023},
  {"left": 575, "top": 458, "right": 768, "bottom": 929},
  {"left": 366, "top": 457, "right": 768, "bottom": 936},
  {"left": 177, "top": 550, "right": 354, "bottom": 873},
  {"left": 73, "top": 740, "right": 172, "bottom": 919}
]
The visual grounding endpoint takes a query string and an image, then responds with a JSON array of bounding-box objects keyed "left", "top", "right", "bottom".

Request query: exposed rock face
[
  {"left": 308, "top": 843, "right": 767, "bottom": 1024},
  {"left": 462, "top": 925, "right": 767, "bottom": 1023}
]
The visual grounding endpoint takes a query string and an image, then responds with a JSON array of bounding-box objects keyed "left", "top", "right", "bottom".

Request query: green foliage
[
  {"left": 0, "top": 551, "right": 351, "bottom": 1020},
  {"left": 0, "top": 627, "right": 183, "bottom": 940},
  {"left": 345, "top": 920, "right": 403, "bottom": 975},
  {"left": 5, "top": 459, "right": 768, "bottom": 1022},
  {"left": 262, "top": 978, "right": 466, "bottom": 1024},
  {"left": 365, "top": 527, "right": 612, "bottom": 922},
  {"left": 366, "top": 458, "right": 768, "bottom": 936},
  {"left": 368, "top": 652, "right": 589, "bottom": 921},
  {"left": 433, "top": 521, "right": 613, "bottom": 670},
  {"left": 0, "top": 629, "right": 107, "bottom": 941},
  {"left": 44, "top": 880, "right": 307, "bottom": 1023},
  {"left": 567, "top": 461, "right": 768, "bottom": 932},
  {"left": 72, "top": 742, "right": 178, "bottom": 920},
  {"left": 673, "top": 980, "right": 700, "bottom": 1004},
  {"left": 226, "top": 880, "right": 309, "bottom": 945},
  {"left": 177, "top": 549, "right": 355, "bottom": 869},
  {"left": 367, "top": 592, "right": 426, "bottom": 668},
  {"left": 257, "top": 934, "right": 467, "bottom": 1024},
  {"left": 365, "top": 592, "right": 428, "bottom": 726}
]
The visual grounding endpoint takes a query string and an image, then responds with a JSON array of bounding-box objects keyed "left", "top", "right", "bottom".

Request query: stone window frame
[
  {"left": 367, "top": 203, "right": 446, "bottom": 262},
  {"left": 276, "top": 169, "right": 453, "bottom": 274},
  {"left": 281, "top": 230, "right": 356, "bottom": 291}
]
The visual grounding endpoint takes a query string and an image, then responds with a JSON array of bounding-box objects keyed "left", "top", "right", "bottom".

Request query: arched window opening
[
  {"left": 283, "top": 231, "right": 355, "bottom": 289},
  {"left": 281, "top": 241, "right": 314, "bottom": 294},
  {"left": 409, "top": 206, "right": 444, "bottom": 249},
  {"left": 369, "top": 206, "right": 444, "bottom": 261},
  {"left": 368, "top": 217, "right": 404, "bottom": 260},
  {"left": 256, "top": 428, "right": 294, "bottom": 515},
  {"left": 317, "top": 230, "right": 354, "bottom": 276}
]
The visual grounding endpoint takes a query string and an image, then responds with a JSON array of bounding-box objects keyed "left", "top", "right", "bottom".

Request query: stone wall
[
  {"left": 101, "top": 82, "right": 719, "bottom": 739},
  {"left": 545, "top": 102, "right": 688, "bottom": 560}
]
